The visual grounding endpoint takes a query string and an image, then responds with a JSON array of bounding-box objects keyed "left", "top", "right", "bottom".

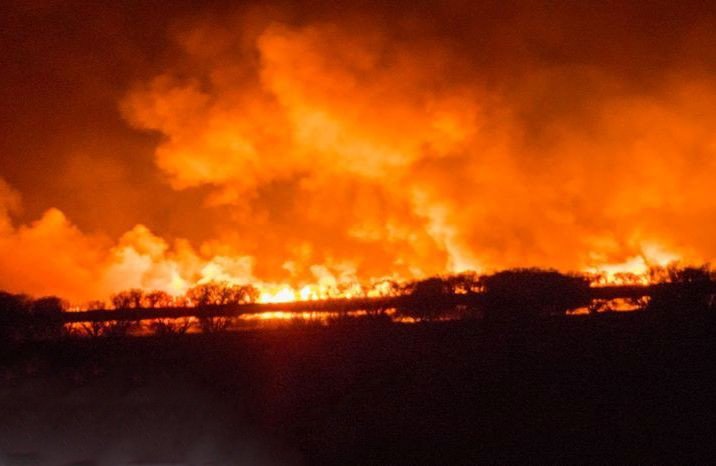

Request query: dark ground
[{"left": 1, "top": 312, "right": 715, "bottom": 465}]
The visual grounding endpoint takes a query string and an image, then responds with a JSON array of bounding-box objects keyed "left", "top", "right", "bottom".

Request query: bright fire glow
[
  {"left": 588, "top": 243, "right": 682, "bottom": 286},
  {"left": 1, "top": 3, "right": 715, "bottom": 305},
  {"left": 259, "top": 286, "right": 298, "bottom": 303}
]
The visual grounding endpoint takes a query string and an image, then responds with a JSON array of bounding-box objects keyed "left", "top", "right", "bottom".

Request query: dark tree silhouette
[
  {"left": 29, "top": 296, "right": 66, "bottom": 339},
  {"left": 410, "top": 277, "right": 452, "bottom": 297},
  {"left": 150, "top": 317, "right": 192, "bottom": 336},
  {"left": 647, "top": 264, "right": 714, "bottom": 313},
  {"left": 396, "top": 276, "right": 460, "bottom": 320},
  {"left": 399, "top": 273, "right": 481, "bottom": 298},
  {"left": 0, "top": 292, "right": 67, "bottom": 341},
  {"left": 480, "top": 268, "right": 592, "bottom": 320},
  {"left": 187, "top": 283, "right": 258, "bottom": 332},
  {"left": 111, "top": 289, "right": 145, "bottom": 309},
  {"left": 197, "top": 316, "right": 233, "bottom": 333},
  {"left": 0, "top": 293, "right": 66, "bottom": 341},
  {"left": 144, "top": 290, "right": 173, "bottom": 308},
  {"left": 80, "top": 321, "right": 108, "bottom": 338},
  {"left": 187, "top": 282, "right": 259, "bottom": 307},
  {"left": 80, "top": 319, "right": 138, "bottom": 338}
]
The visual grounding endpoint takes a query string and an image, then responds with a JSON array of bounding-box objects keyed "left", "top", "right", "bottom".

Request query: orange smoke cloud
[
  {"left": 2, "top": 4, "right": 716, "bottom": 302},
  {"left": 0, "top": 181, "right": 257, "bottom": 302},
  {"left": 121, "top": 18, "right": 716, "bottom": 275}
]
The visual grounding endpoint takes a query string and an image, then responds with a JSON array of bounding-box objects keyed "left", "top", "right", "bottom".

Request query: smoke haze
[{"left": 2, "top": 1, "right": 716, "bottom": 302}]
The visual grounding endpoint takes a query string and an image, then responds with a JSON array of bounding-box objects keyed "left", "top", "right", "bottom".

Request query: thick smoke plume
[{"left": 2, "top": 1, "right": 716, "bottom": 302}]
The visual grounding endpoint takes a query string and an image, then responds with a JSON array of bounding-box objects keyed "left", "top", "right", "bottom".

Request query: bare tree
[
  {"left": 150, "top": 318, "right": 192, "bottom": 336},
  {"left": 144, "top": 290, "right": 173, "bottom": 308},
  {"left": 111, "top": 289, "right": 145, "bottom": 309},
  {"left": 197, "top": 316, "right": 233, "bottom": 333},
  {"left": 188, "top": 282, "right": 260, "bottom": 307},
  {"left": 80, "top": 319, "right": 137, "bottom": 338}
]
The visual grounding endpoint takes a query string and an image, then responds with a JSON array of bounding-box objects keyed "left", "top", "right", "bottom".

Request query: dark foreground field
[{"left": 1, "top": 312, "right": 715, "bottom": 465}]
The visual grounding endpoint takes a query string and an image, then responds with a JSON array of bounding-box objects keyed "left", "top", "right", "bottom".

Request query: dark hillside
[{"left": 1, "top": 312, "right": 715, "bottom": 464}]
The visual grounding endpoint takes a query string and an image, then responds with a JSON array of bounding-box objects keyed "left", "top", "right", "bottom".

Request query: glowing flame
[
  {"left": 259, "top": 286, "right": 298, "bottom": 303},
  {"left": 588, "top": 242, "right": 682, "bottom": 285}
]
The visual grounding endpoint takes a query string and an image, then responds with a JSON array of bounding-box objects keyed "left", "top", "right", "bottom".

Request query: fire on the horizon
[{"left": 1, "top": 1, "right": 716, "bottom": 304}]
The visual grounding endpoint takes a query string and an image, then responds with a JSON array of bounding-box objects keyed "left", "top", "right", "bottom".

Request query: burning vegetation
[{"left": 2, "top": 265, "right": 714, "bottom": 342}]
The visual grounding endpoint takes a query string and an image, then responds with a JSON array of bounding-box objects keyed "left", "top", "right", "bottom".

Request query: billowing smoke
[
  {"left": 0, "top": 177, "right": 258, "bottom": 302},
  {"left": 119, "top": 9, "right": 716, "bottom": 278},
  {"left": 1, "top": 1, "right": 716, "bottom": 302}
]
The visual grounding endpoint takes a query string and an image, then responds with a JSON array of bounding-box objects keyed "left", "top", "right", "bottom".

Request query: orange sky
[{"left": 1, "top": 0, "right": 716, "bottom": 302}]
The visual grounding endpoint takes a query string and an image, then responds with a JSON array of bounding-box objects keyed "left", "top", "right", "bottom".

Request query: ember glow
[{"left": 1, "top": 1, "right": 716, "bottom": 304}]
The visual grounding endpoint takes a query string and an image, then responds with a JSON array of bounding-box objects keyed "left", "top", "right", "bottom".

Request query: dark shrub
[
  {"left": 150, "top": 318, "right": 192, "bottom": 336},
  {"left": 480, "top": 268, "right": 591, "bottom": 320},
  {"left": 647, "top": 265, "right": 714, "bottom": 313},
  {"left": 197, "top": 316, "right": 233, "bottom": 333},
  {"left": 1, "top": 293, "right": 66, "bottom": 341},
  {"left": 29, "top": 296, "right": 66, "bottom": 339},
  {"left": 79, "top": 319, "right": 138, "bottom": 338},
  {"left": 397, "top": 277, "right": 457, "bottom": 320}
]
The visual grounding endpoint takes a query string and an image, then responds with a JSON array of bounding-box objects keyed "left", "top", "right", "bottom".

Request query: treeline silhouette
[
  {"left": 1, "top": 266, "right": 715, "bottom": 342},
  {"left": 390, "top": 266, "right": 715, "bottom": 320},
  {"left": 0, "top": 283, "right": 261, "bottom": 342}
]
